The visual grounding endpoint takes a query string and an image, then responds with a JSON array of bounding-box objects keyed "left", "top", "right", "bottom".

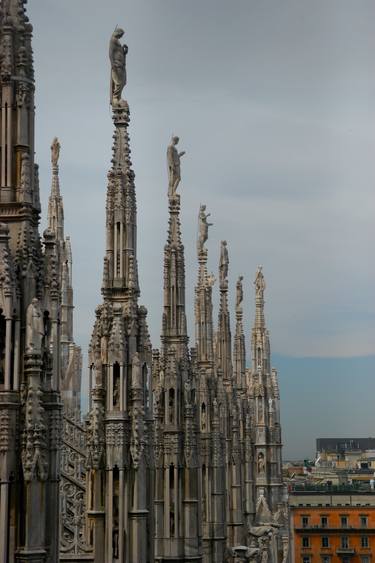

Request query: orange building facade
[{"left": 289, "top": 488, "right": 375, "bottom": 563}]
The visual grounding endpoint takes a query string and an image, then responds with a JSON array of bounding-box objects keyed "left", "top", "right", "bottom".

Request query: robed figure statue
[{"left": 109, "top": 28, "right": 128, "bottom": 105}]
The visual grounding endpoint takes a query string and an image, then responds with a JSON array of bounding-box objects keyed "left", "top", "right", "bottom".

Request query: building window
[
  {"left": 302, "top": 536, "right": 310, "bottom": 548},
  {"left": 321, "top": 516, "right": 328, "bottom": 528},
  {"left": 341, "top": 515, "right": 348, "bottom": 528},
  {"left": 322, "top": 536, "right": 329, "bottom": 548},
  {"left": 361, "top": 557, "right": 370, "bottom": 563},
  {"left": 341, "top": 536, "right": 349, "bottom": 549},
  {"left": 168, "top": 388, "right": 175, "bottom": 423},
  {"left": 322, "top": 557, "right": 331, "bottom": 563},
  {"left": 302, "top": 557, "right": 311, "bottom": 563},
  {"left": 301, "top": 516, "right": 309, "bottom": 528},
  {"left": 360, "top": 516, "right": 368, "bottom": 528},
  {"left": 361, "top": 536, "right": 369, "bottom": 549}
]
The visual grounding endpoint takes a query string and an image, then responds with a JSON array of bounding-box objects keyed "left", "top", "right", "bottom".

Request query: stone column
[
  {"left": 128, "top": 466, "right": 148, "bottom": 563},
  {"left": 106, "top": 470, "right": 113, "bottom": 562},
  {"left": 0, "top": 479, "right": 9, "bottom": 563},
  {"left": 13, "top": 319, "right": 20, "bottom": 390},
  {"left": 4, "top": 317, "right": 12, "bottom": 390}
]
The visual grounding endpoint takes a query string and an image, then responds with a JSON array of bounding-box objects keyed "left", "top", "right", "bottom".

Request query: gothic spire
[
  {"left": 216, "top": 240, "right": 232, "bottom": 383},
  {"left": 47, "top": 137, "right": 64, "bottom": 242},
  {"left": 101, "top": 105, "right": 139, "bottom": 300},
  {"left": 233, "top": 275, "right": 246, "bottom": 390},
  {"left": 161, "top": 137, "right": 187, "bottom": 357},
  {"left": 0, "top": 0, "right": 36, "bottom": 206},
  {"left": 195, "top": 204, "right": 214, "bottom": 366},
  {"left": 251, "top": 266, "right": 270, "bottom": 374},
  {"left": 254, "top": 265, "right": 266, "bottom": 330}
]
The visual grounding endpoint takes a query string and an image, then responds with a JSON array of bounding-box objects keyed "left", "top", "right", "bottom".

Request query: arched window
[
  {"left": 202, "top": 464, "right": 207, "bottom": 519},
  {"left": 169, "top": 388, "right": 175, "bottom": 424},
  {"left": 143, "top": 363, "right": 149, "bottom": 409},
  {"left": 113, "top": 362, "right": 120, "bottom": 409},
  {"left": 116, "top": 222, "right": 121, "bottom": 276},
  {"left": 169, "top": 464, "right": 175, "bottom": 537},
  {"left": 201, "top": 403, "right": 206, "bottom": 431}
]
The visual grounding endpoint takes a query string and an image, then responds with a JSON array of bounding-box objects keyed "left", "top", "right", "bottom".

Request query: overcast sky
[{"left": 28, "top": 0, "right": 375, "bottom": 458}]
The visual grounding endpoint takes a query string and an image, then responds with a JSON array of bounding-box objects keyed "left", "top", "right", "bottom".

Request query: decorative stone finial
[
  {"left": 236, "top": 275, "right": 243, "bottom": 310},
  {"left": 219, "top": 240, "right": 228, "bottom": 287},
  {"left": 51, "top": 137, "right": 60, "bottom": 166},
  {"left": 109, "top": 27, "right": 128, "bottom": 106},
  {"left": 197, "top": 204, "right": 212, "bottom": 254},
  {"left": 167, "top": 135, "right": 185, "bottom": 198},
  {"left": 254, "top": 266, "right": 266, "bottom": 298}
]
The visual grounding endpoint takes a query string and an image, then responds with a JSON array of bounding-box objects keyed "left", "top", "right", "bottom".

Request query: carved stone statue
[
  {"left": 197, "top": 204, "right": 212, "bottom": 253},
  {"left": 281, "top": 535, "right": 289, "bottom": 563},
  {"left": 51, "top": 137, "right": 60, "bottom": 166},
  {"left": 184, "top": 378, "right": 191, "bottom": 406},
  {"left": 236, "top": 275, "right": 244, "bottom": 309},
  {"left": 254, "top": 266, "right": 266, "bottom": 298},
  {"left": 257, "top": 451, "right": 265, "bottom": 474},
  {"left": 20, "top": 152, "right": 31, "bottom": 200},
  {"left": 167, "top": 136, "right": 185, "bottom": 198},
  {"left": 131, "top": 352, "right": 142, "bottom": 388},
  {"left": 25, "top": 298, "right": 45, "bottom": 354},
  {"left": 219, "top": 240, "right": 229, "bottom": 285},
  {"left": 109, "top": 28, "right": 128, "bottom": 106},
  {"left": 212, "top": 398, "right": 219, "bottom": 420},
  {"left": 206, "top": 272, "right": 216, "bottom": 288}
]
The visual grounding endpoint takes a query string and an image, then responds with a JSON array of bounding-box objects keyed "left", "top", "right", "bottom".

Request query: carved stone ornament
[
  {"left": 21, "top": 386, "right": 48, "bottom": 482},
  {"left": 197, "top": 204, "right": 212, "bottom": 254},
  {"left": 25, "top": 297, "right": 44, "bottom": 355},
  {"left": 167, "top": 135, "right": 185, "bottom": 198},
  {"left": 109, "top": 27, "right": 128, "bottom": 106},
  {"left": 51, "top": 137, "right": 60, "bottom": 166},
  {"left": 219, "top": 240, "right": 229, "bottom": 286}
]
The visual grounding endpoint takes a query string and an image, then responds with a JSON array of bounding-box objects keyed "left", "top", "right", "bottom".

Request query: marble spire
[
  {"left": 101, "top": 104, "right": 139, "bottom": 300},
  {"left": 233, "top": 275, "right": 246, "bottom": 391},
  {"left": 216, "top": 240, "right": 233, "bottom": 384},
  {"left": 251, "top": 266, "right": 270, "bottom": 373},
  {"left": 47, "top": 138, "right": 64, "bottom": 242},
  {"left": 195, "top": 204, "right": 215, "bottom": 366},
  {"left": 161, "top": 156, "right": 188, "bottom": 358},
  {"left": 86, "top": 30, "right": 152, "bottom": 563}
]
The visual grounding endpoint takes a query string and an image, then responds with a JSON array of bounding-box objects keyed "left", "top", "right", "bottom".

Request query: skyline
[{"left": 28, "top": 0, "right": 375, "bottom": 458}]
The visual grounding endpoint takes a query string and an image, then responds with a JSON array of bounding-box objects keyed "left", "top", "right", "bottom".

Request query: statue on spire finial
[
  {"left": 254, "top": 266, "right": 266, "bottom": 298},
  {"left": 167, "top": 135, "right": 185, "bottom": 198},
  {"left": 236, "top": 275, "right": 244, "bottom": 309},
  {"left": 51, "top": 137, "right": 60, "bottom": 167},
  {"left": 109, "top": 27, "right": 128, "bottom": 106},
  {"left": 219, "top": 240, "right": 229, "bottom": 286},
  {"left": 197, "top": 204, "right": 213, "bottom": 254}
]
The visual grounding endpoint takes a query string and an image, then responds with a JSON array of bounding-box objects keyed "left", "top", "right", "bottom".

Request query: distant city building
[
  {"left": 289, "top": 483, "right": 375, "bottom": 563},
  {"left": 316, "top": 439, "right": 375, "bottom": 472}
]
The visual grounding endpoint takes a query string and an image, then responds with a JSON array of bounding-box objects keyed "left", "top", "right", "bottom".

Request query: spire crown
[
  {"left": 47, "top": 137, "right": 64, "bottom": 242},
  {"left": 254, "top": 266, "right": 266, "bottom": 329}
]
